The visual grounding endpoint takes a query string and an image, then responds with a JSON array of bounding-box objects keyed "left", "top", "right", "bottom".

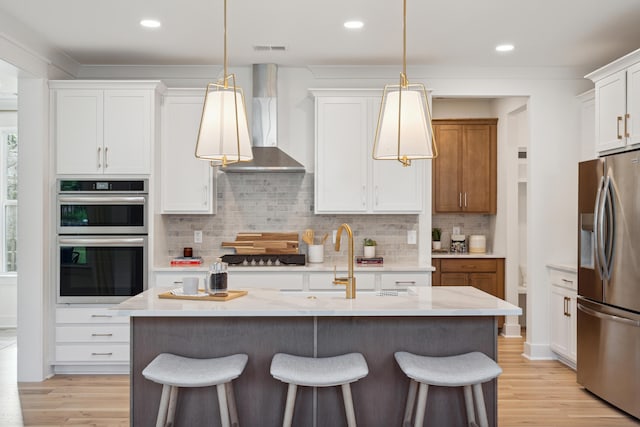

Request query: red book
[{"left": 170, "top": 257, "right": 203, "bottom": 266}]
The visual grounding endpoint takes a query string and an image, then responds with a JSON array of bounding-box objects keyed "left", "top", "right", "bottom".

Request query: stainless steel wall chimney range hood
[{"left": 223, "top": 64, "right": 305, "bottom": 173}]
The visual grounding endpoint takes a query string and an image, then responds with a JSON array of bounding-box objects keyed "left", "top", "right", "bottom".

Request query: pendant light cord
[{"left": 223, "top": 0, "right": 228, "bottom": 87}]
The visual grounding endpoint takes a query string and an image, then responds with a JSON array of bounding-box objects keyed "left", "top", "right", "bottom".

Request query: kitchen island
[{"left": 116, "top": 286, "right": 520, "bottom": 427}]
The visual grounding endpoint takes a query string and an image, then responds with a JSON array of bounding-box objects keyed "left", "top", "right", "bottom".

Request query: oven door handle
[
  {"left": 59, "top": 237, "right": 147, "bottom": 245},
  {"left": 57, "top": 196, "right": 146, "bottom": 204}
]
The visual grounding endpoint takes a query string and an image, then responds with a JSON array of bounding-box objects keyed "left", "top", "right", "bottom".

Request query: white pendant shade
[
  {"left": 373, "top": 87, "right": 435, "bottom": 162},
  {"left": 195, "top": 85, "right": 253, "bottom": 165}
]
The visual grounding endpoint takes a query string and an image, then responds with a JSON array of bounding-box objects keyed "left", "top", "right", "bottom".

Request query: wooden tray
[{"left": 158, "top": 289, "right": 248, "bottom": 302}]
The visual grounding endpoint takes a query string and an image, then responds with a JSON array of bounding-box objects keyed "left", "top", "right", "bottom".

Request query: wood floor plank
[{"left": 1, "top": 333, "right": 639, "bottom": 425}]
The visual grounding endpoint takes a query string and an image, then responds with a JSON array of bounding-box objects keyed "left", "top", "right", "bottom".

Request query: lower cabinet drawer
[
  {"left": 56, "top": 307, "right": 130, "bottom": 324},
  {"left": 56, "top": 325, "right": 130, "bottom": 343},
  {"left": 440, "top": 259, "right": 497, "bottom": 273},
  {"left": 380, "top": 273, "right": 429, "bottom": 289},
  {"left": 55, "top": 343, "right": 130, "bottom": 363},
  {"left": 309, "top": 272, "right": 375, "bottom": 290}
]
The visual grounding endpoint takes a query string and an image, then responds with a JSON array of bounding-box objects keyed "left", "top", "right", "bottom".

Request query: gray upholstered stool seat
[
  {"left": 143, "top": 353, "right": 248, "bottom": 427},
  {"left": 270, "top": 353, "right": 368, "bottom": 427},
  {"left": 395, "top": 351, "right": 502, "bottom": 427}
]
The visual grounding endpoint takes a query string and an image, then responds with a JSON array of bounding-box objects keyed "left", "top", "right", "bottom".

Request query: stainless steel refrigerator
[{"left": 577, "top": 150, "right": 640, "bottom": 419}]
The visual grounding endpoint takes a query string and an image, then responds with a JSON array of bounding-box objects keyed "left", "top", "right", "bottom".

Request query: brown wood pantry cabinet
[{"left": 432, "top": 118, "right": 498, "bottom": 214}]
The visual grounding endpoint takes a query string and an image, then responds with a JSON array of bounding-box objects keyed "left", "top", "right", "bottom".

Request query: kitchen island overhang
[{"left": 116, "top": 286, "right": 521, "bottom": 427}]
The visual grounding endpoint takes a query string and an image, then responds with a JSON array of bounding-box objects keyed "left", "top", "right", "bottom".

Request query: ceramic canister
[{"left": 469, "top": 235, "right": 487, "bottom": 253}]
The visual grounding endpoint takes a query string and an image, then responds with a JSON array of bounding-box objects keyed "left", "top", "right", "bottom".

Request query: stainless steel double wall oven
[{"left": 56, "top": 179, "right": 148, "bottom": 303}]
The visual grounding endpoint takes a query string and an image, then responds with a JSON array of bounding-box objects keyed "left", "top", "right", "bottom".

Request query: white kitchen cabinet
[
  {"left": 309, "top": 271, "right": 375, "bottom": 290},
  {"left": 54, "top": 306, "right": 130, "bottom": 372},
  {"left": 587, "top": 50, "right": 640, "bottom": 153},
  {"left": 312, "top": 90, "right": 424, "bottom": 214},
  {"left": 548, "top": 264, "right": 577, "bottom": 368},
  {"left": 161, "top": 90, "right": 216, "bottom": 214},
  {"left": 153, "top": 270, "right": 304, "bottom": 291},
  {"left": 51, "top": 81, "right": 164, "bottom": 175},
  {"left": 380, "top": 272, "right": 430, "bottom": 290}
]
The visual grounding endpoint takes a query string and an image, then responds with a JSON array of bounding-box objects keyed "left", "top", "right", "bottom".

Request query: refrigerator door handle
[
  {"left": 594, "top": 176, "right": 607, "bottom": 279},
  {"left": 602, "top": 176, "right": 615, "bottom": 281},
  {"left": 578, "top": 303, "right": 640, "bottom": 327}
]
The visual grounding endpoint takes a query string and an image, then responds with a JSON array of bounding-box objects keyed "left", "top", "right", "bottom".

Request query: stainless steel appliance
[
  {"left": 57, "top": 179, "right": 148, "bottom": 234},
  {"left": 577, "top": 151, "right": 640, "bottom": 419},
  {"left": 56, "top": 179, "right": 148, "bottom": 303}
]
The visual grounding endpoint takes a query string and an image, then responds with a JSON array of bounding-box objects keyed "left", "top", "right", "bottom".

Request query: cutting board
[
  {"left": 158, "top": 289, "right": 248, "bottom": 301},
  {"left": 222, "top": 232, "right": 299, "bottom": 254}
]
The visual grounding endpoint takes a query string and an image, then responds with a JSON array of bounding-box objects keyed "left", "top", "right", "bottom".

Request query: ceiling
[{"left": 0, "top": 0, "right": 639, "bottom": 72}]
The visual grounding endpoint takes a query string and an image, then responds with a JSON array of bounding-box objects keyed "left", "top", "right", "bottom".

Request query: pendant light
[
  {"left": 372, "top": 0, "right": 437, "bottom": 166},
  {"left": 195, "top": 0, "right": 253, "bottom": 166}
]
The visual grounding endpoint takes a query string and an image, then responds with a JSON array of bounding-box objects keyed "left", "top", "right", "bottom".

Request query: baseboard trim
[{"left": 522, "top": 341, "right": 556, "bottom": 360}]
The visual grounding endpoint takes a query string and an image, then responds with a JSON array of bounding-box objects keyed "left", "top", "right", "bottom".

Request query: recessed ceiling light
[
  {"left": 140, "top": 19, "right": 161, "bottom": 28},
  {"left": 344, "top": 20, "right": 364, "bottom": 30},
  {"left": 495, "top": 44, "right": 514, "bottom": 52}
]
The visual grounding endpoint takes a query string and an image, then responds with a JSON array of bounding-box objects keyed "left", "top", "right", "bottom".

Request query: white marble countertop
[
  {"left": 114, "top": 286, "right": 521, "bottom": 318},
  {"left": 155, "top": 261, "right": 435, "bottom": 273},
  {"left": 431, "top": 253, "right": 505, "bottom": 259}
]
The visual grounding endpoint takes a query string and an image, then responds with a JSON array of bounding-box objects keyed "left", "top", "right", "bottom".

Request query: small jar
[{"left": 207, "top": 258, "right": 228, "bottom": 295}]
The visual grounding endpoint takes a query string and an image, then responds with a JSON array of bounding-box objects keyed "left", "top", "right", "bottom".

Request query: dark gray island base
[{"left": 131, "top": 315, "right": 497, "bottom": 427}]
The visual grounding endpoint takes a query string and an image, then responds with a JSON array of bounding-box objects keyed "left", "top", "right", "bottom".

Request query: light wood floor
[{"left": 1, "top": 333, "right": 638, "bottom": 426}]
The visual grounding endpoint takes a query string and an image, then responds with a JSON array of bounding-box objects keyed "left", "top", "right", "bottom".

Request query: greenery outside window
[{"left": 1, "top": 127, "right": 17, "bottom": 272}]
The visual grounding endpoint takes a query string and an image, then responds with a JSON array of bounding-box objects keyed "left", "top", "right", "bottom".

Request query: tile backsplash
[
  {"left": 161, "top": 172, "right": 419, "bottom": 264},
  {"left": 432, "top": 214, "right": 492, "bottom": 251}
]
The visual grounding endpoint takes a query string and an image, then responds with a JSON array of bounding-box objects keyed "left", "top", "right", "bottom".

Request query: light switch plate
[
  {"left": 194, "top": 230, "right": 203, "bottom": 243},
  {"left": 407, "top": 230, "right": 417, "bottom": 245},
  {"left": 452, "top": 226, "right": 461, "bottom": 235}
]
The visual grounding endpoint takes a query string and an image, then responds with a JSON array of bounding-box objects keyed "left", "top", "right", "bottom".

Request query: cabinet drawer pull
[
  {"left": 104, "top": 146, "right": 109, "bottom": 168},
  {"left": 91, "top": 333, "right": 113, "bottom": 337},
  {"left": 464, "top": 192, "right": 467, "bottom": 207},
  {"left": 97, "top": 146, "right": 101, "bottom": 168},
  {"left": 459, "top": 192, "right": 462, "bottom": 208},
  {"left": 91, "top": 352, "right": 113, "bottom": 356},
  {"left": 561, "top": 278, "right": 573, "bottom": 285},
  {"left": 395, "top": 281, "right": 416, "bottom": 286},
  {"left": 91, "top": 314, "right": 113, "bottom": 318},
  {"left": 617, "top": 116, "right": 623, "bottom": 139}
]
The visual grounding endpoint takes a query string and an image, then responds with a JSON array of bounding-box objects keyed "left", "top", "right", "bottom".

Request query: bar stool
[
  {"left": 270, "top": 352, "right": 369, "bottom": 427},
  {"left": 394, "top": 351, "right": 502, "bottom": 427},
  {"left": 142, "top": 353, "right": 248, "bottom": 427}
]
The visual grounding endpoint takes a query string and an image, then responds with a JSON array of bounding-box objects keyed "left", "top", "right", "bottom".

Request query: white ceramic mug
[
  {"left": 308, "top": 244, "right": 324, "bottom": 263},
  {"left": 182, "top": 277, "right": 199, "bottom": 295}
]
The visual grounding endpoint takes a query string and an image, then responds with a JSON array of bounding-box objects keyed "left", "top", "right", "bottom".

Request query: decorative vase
[
  {"left": 364, "top": 246, "right": 376, "bottom": 258},
  {"left": 432, "top": 241, "right": 442, "bottom": 250}
]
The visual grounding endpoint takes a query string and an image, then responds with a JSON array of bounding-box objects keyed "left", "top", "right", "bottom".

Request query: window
[{"left": 1, "top": 127, "right": 17, "bottom": 272}]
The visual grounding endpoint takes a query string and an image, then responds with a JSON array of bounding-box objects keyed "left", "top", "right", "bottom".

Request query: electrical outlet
[
  {"left": 194, "top": 230, "right": 203, "bottom": 243},
  {"left": 407, "top": 230, "right": 417, "bottom": 245},
  {"left": 452, "top": 226, "right": 461, "bottom": 235},
  {"left": 332, "top": 230, "right": 337, "bottom": 244}
]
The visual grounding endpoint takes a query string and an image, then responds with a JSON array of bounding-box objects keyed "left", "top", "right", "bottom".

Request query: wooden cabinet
[
  {"left": 160, "top": 90, "right": 216, "bottom": 214},
  {"left": 548, "top": 265, "right": 577, "bottom": 368},
  {"left": 52, "top": 81, "right": 164, "bottom": 175},
  {"left": 432, "top": 119, "right": 497, "bottom": 213},
  {"left": 432, "top": 257, "right": 504, "bottom": 326},
  {"left": 312, "top": 90, "right": 424, "bottom": 214},
  {"left": 586, "top": 50, "right": 640, "bottom": 153},
  {"left": 54, "top": 307, "right": 130, "bottom": 372}
]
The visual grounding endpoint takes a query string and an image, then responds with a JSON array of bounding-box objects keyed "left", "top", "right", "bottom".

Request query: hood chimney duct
[{"left": 223, "top": 64, "right": 305, "bottom": 172}]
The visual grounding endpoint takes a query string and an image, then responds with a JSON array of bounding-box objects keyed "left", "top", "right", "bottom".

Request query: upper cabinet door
[
  {"left": 161, "top": 94, "right": 215, "bottom": 214},
  {"left": 315, "top": 97, "right": 369, "bottom": 213},
  {"left": 433, "top": 124, "right": 462, "bottom": 212},
  {"left": 462, "top": 124, "right": 495, "bottom": 213},
  {"left": 626, "top": 62, "right": 640, "bottom": 146},
  {"left": 55, "top": 90, "right": 103, "bottom": 174},
  {"left": 594, "top": 70, "right": 627, "bottom": 153},
  {"left": 103, "top": 90, "right": 152, "bottom": 174}
]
